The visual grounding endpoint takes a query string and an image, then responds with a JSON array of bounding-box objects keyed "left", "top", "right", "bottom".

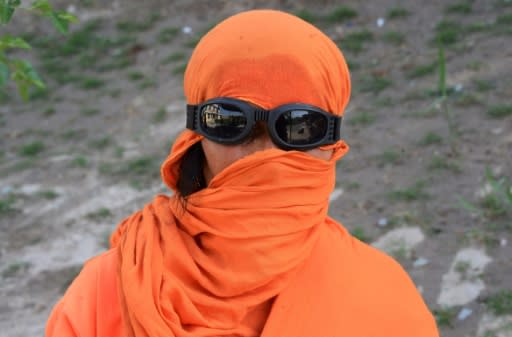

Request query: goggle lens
[
  {"left": 275, "top": 110, "right": 328, "bottom": 145},
  {"left": 200, "top": 103, "right": 247, "bottom": 139}
]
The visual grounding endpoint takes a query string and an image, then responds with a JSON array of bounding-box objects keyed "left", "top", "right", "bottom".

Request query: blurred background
[{"left": 0, "top": 0, "right": 511, "bottom": 336}]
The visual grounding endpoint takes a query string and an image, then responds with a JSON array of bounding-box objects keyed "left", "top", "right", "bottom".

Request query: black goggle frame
[{"left": 186, "top": 97, "right": 342, "bottom": 151}]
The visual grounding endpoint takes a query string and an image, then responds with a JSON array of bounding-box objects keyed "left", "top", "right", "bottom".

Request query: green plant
[
  {"left": 350, "top": 226, "right": 370, "bottom": 242},
  {"left": 434, "top": 20, "right": 461, "bottom": 46},
  {"left": 172, "top": 63, "right": 187, "bottom": 75},
  {"left": 389, "top": 181, "right": 430, "bottom": 201},
  {"left": 0, "top": 194, "right": 17, "bottom": 214},
  {"left": 339, "top": 30, "right": 373, "bottom": 53},
  {"left": 1, "top": 261, "right": 31, "bottom": 278},
  {"left": 127, "top": 71, "right": 144, "bottom": 81},
  {"left": 71, "top": 156, "right": 88, "bottom": 167},
  {"left": 157, "top": 26, "right": 179, "bottom": 43},
  {"left": 359, "top": 74, "right": 392, "bottom": 94},
  {"left": 428, "top": 155, "right": 461, "bottom": 173},
  {"left": 80, "top": 77, "right": 105, "bottom": 89},
  {"left": 445, "top": 2, "right": 472, "bottom": 14},
  {"left": 459, "top": 168, "right": 512, "bottom": 220},
  {"left": 0, "top": 0, "right": 77, "bottom": 100},
  {"left": 86, "top": 207, "right": 112, "bottom": 220},
  {"left": 485, "top": 290, "right": 512, "bottom": 315},
  {"left": 89, "top": 137, "right": 110, "bottom": 150},
  {"left": 383, "top": 31, "right": 405, "bottom": 45},
  {"left": 348, "top": 111, "right": 375, "bottom": 126},
  {"left": 38, "top": 189, "right": 58, "bottom": 199},
  {"left": 487, "top": 105, "right": 512, "bottom": 118},
  {"left": 161, "top": 51, "right": 186, "bottom": 64},
  {"left": 81, "top": 107, "right": 100, "bottom": 116},
  {"left": 433, "top": 307, "right": 456, "bottom": 327},
  {"left": 327, "top": 6, "right": 357, "bottom": 23},
  {"left": 295, "top": 8, "right": 317, "bottom": 23},
  {"left": 418, "top": 131, "right": 443, "bottom": 146},
  {"left": 406, "top": 62, "right": 437, "bottom": 78},
  {"left": 152, "top": 107, "right": 166, "bottom": 123},
  {"left": 473, "top": 79, "right": 494, "bottom": 92},
  {"left": 387, "top": 7, "right": 410, "bottom": 19},
  {"left": 377, "top": 149, "right": 402, "bottom": 166},
  {"left": 19, "top": 141, "right": 45, "bottom": 156}
]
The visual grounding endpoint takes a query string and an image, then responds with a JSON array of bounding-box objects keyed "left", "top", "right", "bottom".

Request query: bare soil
[{"left": 1, "top": 0, "right": 511, "bottom": 336}]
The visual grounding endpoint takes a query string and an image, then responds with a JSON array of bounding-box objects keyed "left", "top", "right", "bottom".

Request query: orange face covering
[{"left": 111, "top": 9, "right": 353, "bottom": 337}]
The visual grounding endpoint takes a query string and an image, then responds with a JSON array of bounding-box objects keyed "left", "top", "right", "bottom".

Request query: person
[{"left": 45, "top": 9, "right": 439, "bottom": 337}]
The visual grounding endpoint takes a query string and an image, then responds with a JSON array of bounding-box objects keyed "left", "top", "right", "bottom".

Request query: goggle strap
[
  {"left": 186, "top": 105, "right": 197, "bottom": 130},
  {"left": 333, "top": 116, "right": 342, "bottom": 141}
]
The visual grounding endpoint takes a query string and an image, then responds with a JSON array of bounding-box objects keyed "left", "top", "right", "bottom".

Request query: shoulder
[
  {"left": 323, "top": 220, "right": 439, "bottom": 335},
  {"left": 46, "top": 249, "right": 122, "bottom": 337}
]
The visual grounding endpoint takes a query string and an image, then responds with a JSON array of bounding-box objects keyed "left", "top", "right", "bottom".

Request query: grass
[
  {"left": 433, "top": 307, "right": 456, "bottom": 327},
  {"left": 1, "top": 262, "right": 31, "bottom": 278},
  {"left": 152, "top": 107, "right": 167, "bottom": 123},
  {"left": 406, "top": 62, "right": 438, "bottom": 78},
  {"left": 496, "top": 12, "right": 512, "bottom": 25},
  {"left": 37, "top": 190, "right": 59, "bottom": 200},
  {"left": 445, "top": 2, "right": 473, "bottom": 14},
  {"left": 350, "top": 226, "right": 370, "bottom": 243},
  {"left": 172, "top": 63, "right": 188, "bottom": 75},
  {"left": 161, "top": 51, "right": 187, "bottom": 64},
  {"left": 434, "top": 20, "right": 462, "bottom": 46},
  {"left": 61, "top": 129, "right": 87, "bottom": 140},
  {"left": 348, "top": 111, "right": 376, "bottom": 126},
  {"left": 157, "top": 27, "right": 179, "bottom": 43},
  {"left": 383, "top": 31, "right": 405, "bottom": 45},
  {"left": 454, "top": 93, "right": 482, "bottom": 107},
  {"left": 418, "top": 131, "right": 443, "bottom": 146},
  {"left": 377, "top": 149, "right": 402, "bottom": 166},
  {"left": 116, "top": 13, "right": 160, "bottom": 33},
  {"left": 71, "top": 156, "right": 88, "bottom": 168},
  {"left": 295, "top": 8, "right": 317, "bottom": 23},
  {"left": 19, "top": 141, "right": 45, "bottom": 157},
  {"left": 487, "top": 105, "right": 512, "bottom": 118},
  {"left": 389, "top": 181, "right": 430, "bottom": 201},
  {"left": 485, "top": 290, "right": 512, "bottom": 315},
  {"left": 43, "top": 107, "right": 56, "bottom": 116},
  {"left": 473, "top": 79, "right": 495, "bottom": 92},
  {"left": 327, "top": 6, "right": 358, "bottom": 23},
  {"left": 127, "top": 71, "right": 145, "bottom": 81},
  {"left": 86, "top": 207, "right": 112, "bottom": 220},
  {"left": 339, "top": 30, "right": 374, "bottom": 53},
  {"left": 80, "top": 77, "right": 105, "bottom": 90},
  {"left": 81, "top": 108, "right": 100, "bottom": 116},
  {"left": 428, "top": 155, "right": 462, "bottom": 173},
  {"left": 89, "top": 137, "right": 111, "bottom": 150},
  {"left": 387, "top": 7, "right": 410, "bottom": 19},
  {"left": 100, "top": 155, "right": 161, "bottom": 180},
  {"left": 0, "top": 194, "right": 17, "bottom": 215},
  {"left": 358, "top": 74, "right": 392, "bottom": 94}
]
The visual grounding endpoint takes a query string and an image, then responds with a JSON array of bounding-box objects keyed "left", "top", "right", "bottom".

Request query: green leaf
[
  {"left": 0, "top": 61, "right": 8, "bottom": 86},
  {"left": 30, "top": 0, "right": 52, "bottom": 14},
  {"left": 0, "top": 35, "right": 31, "bottom": 50},
  {"left": 0, "top": 0, "right": 21, "bottom": 24},
  {"left": 50, "top": 12, "right": 68, "bottom": 33},
  {"left": 11, "top": 59, "right": 45, "bottom": 100}
]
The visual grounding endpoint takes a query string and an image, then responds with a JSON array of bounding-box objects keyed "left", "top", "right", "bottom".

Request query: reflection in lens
[
  {"left": 200, "top": 104, "right": 247, "bottom": 139},
  {"left": 275, "top": 110, "right": 327, "bottom": 145}
]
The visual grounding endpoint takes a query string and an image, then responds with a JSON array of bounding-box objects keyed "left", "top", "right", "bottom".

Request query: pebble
[
  {"left": 457, "top": 307, "right": 473, "bottom": 321},
  {"left": 182, "top": 26, "right": 193, "bottom": 34},
  {"left": 1, "top": 186, "right": 13, "bottom": 195},
  {"left": 376, "top": 17, "right": 385, "bottom": 27},
  {"left": 500, "top": 238, "right": 508, "bottom": 247},
  {"left": 377, "top": 217, "right": 388, "bottom": 227},
  {"left": 413, "top": 257, "right": 430, "bottom": 268},
  {"left": 454, "top": 83, "right": 464, "bottom": 92},
  {"left": 67, "top": 5, "right": 76, "bottom": 14},
  {"left": 329, "top": 188, "right": 343, "bottom": 202}
]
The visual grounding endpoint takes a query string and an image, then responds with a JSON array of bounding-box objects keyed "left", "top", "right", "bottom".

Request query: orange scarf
[{"left": 111, "top": 131, "right": 349, "bottom": 337}]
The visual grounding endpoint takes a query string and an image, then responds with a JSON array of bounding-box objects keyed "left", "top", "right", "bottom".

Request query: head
[{"left": 173, "top": 9, "right": 351, "bottom": 194}]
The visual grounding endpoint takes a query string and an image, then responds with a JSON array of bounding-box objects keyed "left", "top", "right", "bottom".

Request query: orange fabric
[
  {"left": 46, "top": 9, "right": 439, "bottom": 337},
  {"left": 184, "top": 10, "right": 351, "bottom": 115}
]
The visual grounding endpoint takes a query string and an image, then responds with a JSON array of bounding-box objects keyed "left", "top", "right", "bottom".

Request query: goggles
[{"left": 186, "top": 97, "right": 342, "bottom": 151}]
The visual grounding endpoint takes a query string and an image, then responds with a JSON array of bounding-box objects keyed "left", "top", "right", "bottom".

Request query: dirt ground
[{"left": 1, "top": 0, "right": 511, "bottom": 336}]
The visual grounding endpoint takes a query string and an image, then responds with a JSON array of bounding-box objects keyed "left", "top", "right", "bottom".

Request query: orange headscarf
[{"left": 110, "top": 9, "right": 437, "bottom": 337}]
